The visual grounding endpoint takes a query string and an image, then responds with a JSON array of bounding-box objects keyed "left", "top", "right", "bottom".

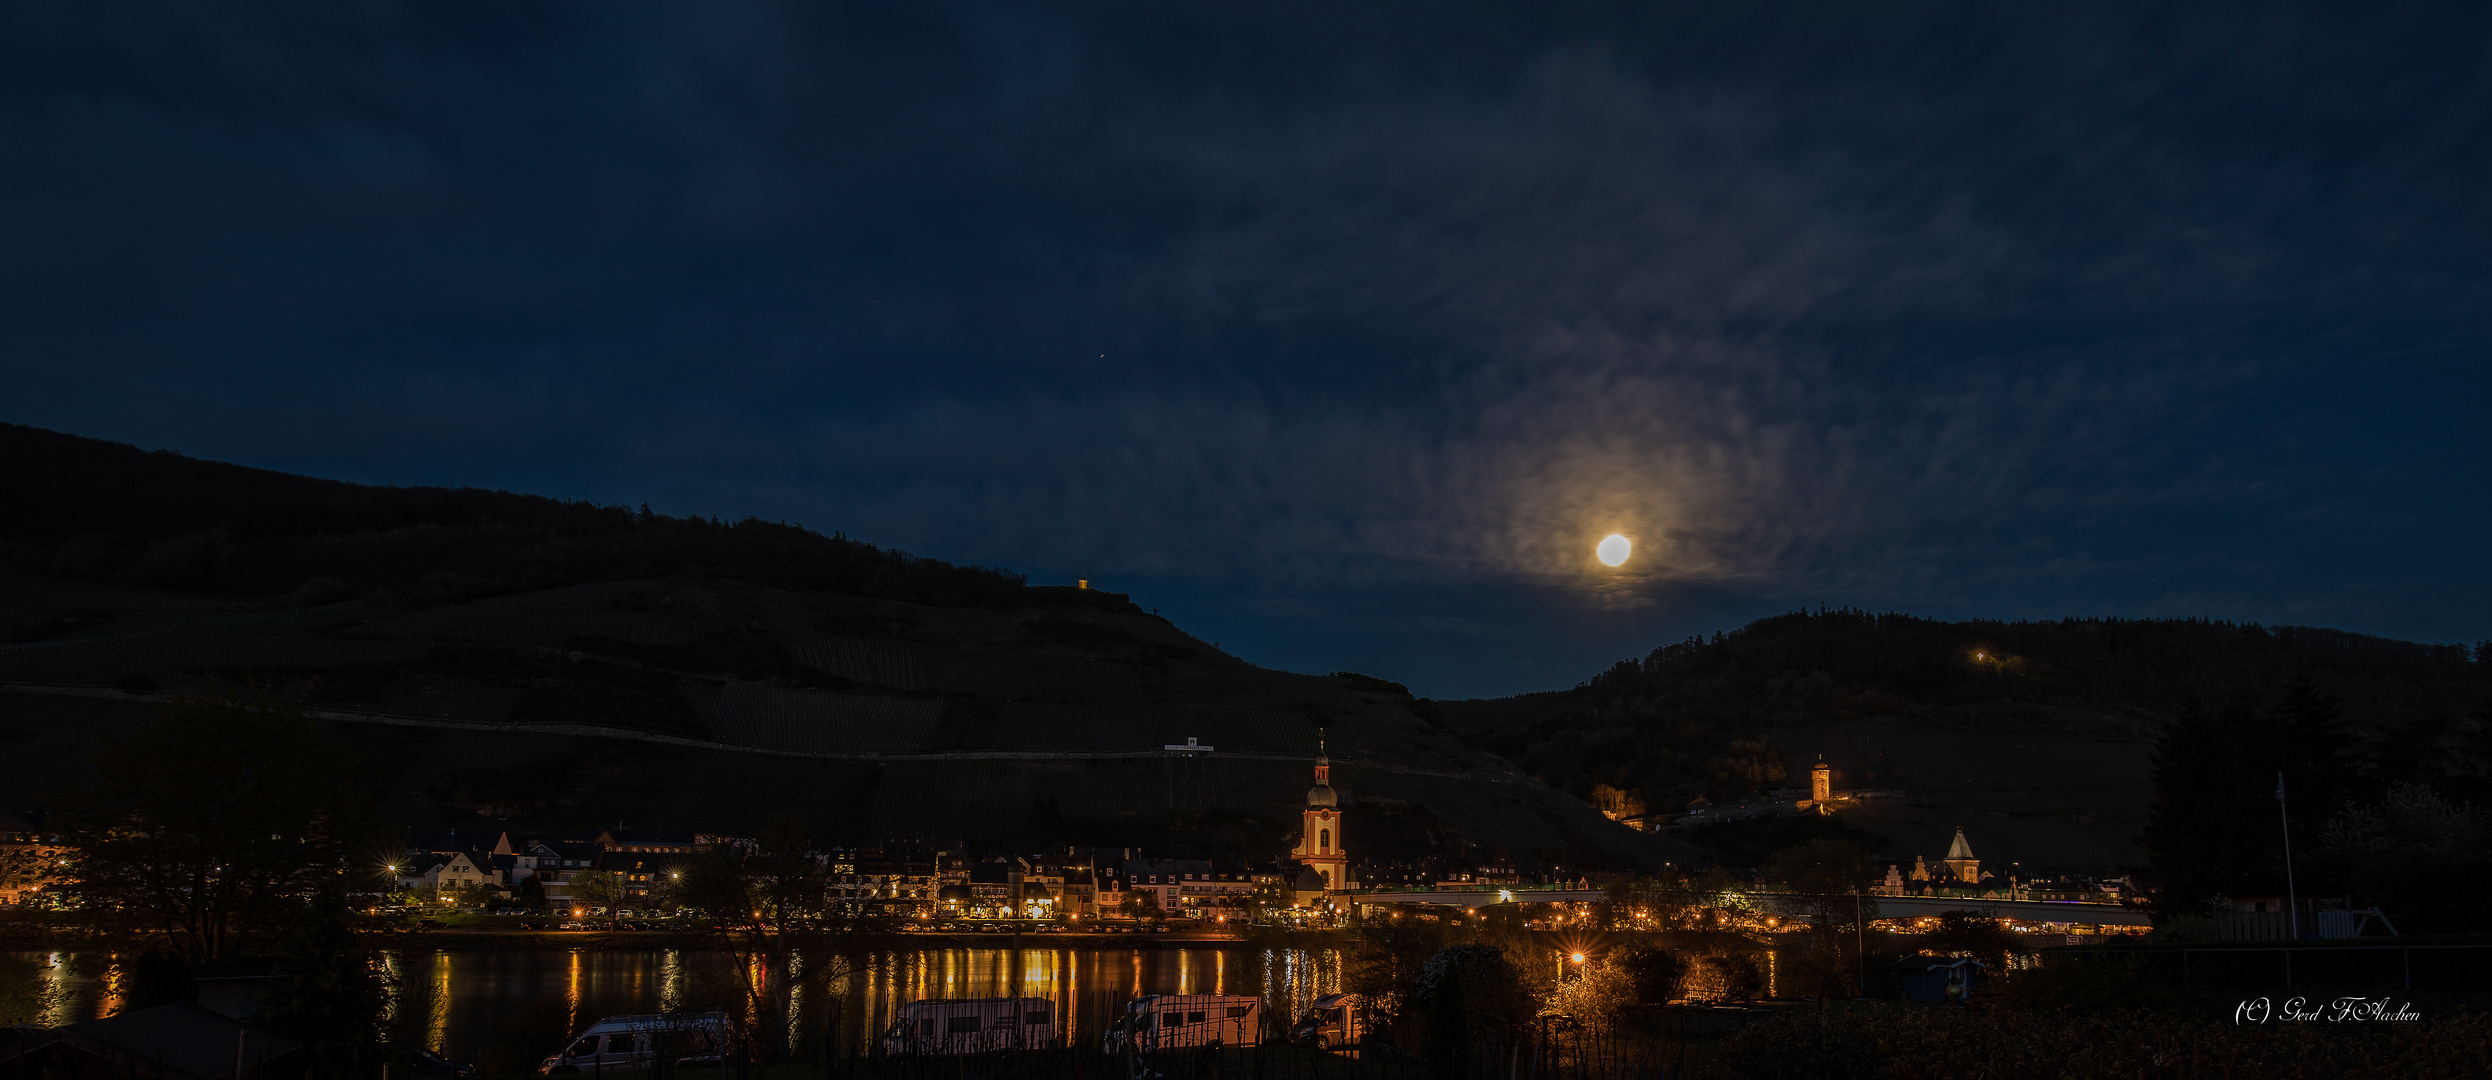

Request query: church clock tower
[{"left": 1291, "top": 736, "right": 1350, "bottom": 891}]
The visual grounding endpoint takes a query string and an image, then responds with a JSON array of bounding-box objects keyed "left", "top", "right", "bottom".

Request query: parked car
[
  {"left": 1101, "top": 995, "right": 1261, "bottom": 1054},
  {"left": 878, "top": 997, "right": 1056, "bottom": 1057},
  {"left": 539, "top": 1013, "right": 728, "bottom": 1074}
]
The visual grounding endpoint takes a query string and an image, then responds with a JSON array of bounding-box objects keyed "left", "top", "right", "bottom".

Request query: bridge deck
[{"left": 1350, "top": 889, "right": 2150, "bottom": 927}]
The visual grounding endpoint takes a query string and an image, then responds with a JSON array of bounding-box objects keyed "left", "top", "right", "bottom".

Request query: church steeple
[
  {"left": 1306, "top": 733, "right": 1337, "bottom": 807},
  {"left": 1942, "top": 826, "right": 1979, "bottom": 884},
  {"left": 1292, "top": 731, "right": 1349, "bottom": 892}
]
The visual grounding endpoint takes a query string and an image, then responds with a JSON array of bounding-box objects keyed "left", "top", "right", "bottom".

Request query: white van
[
  {"left": 1289, "top": 993, "right": 1358, "bottom": 1050},
  {"left": 538, "top": 1013, "right": 728, "bottom": 1074},
  {"left": 1100, "top": 995, "right": 1261, "bottom": 1054},
  {"left": 878, "top": 997, "right": 1057, "bottom": 1056}
]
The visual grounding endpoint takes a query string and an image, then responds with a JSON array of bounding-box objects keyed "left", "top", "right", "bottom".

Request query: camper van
[
  {"left": 878, "top": 997, "right": 1058, "bottom": 1056},
  {"left": 1100, "top": 995, "right": 1262, "bottom": 1054},
  {"left": 538, "top": 1013, "right": 728, "bottom": 1074},
  {"left": 1290, "top": 994, "right": 1358, "bottom": 1050}
]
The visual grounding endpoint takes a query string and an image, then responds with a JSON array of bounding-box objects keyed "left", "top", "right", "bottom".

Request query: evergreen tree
[
  {"left": 2272, "top": 676, "right": 2355, "bottom": 836},
  {"left": 2141, "top": 696, "right": 2278, "bottom": 916},
  {"left": 256, "top": 882, "right": 390, "bottom": 1076}
]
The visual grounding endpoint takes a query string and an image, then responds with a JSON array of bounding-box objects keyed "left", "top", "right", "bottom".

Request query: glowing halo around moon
[{"left": 1596, "top": 534, "right": 1632, "bottom": 567}]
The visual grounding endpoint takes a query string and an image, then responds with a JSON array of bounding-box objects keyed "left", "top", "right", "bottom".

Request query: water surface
[{"left": 18, "top": 945, "right": 1345, "bottom": 1064}]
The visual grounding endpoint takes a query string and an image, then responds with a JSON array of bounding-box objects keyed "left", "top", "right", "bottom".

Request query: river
[{"left": 14, "top": 945, "right": 1347, "bottom": 1068}]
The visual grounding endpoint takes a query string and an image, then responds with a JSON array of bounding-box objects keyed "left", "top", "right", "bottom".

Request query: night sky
[{"left": 4, "top": 2, "right": 2487, "bottom": 697}]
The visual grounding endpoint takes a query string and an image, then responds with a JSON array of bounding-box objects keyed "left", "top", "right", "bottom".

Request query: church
[{"left": 1289, "top": 736, "right": 1354, "bottom": 892}]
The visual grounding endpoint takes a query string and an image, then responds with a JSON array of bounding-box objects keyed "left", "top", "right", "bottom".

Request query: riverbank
[{"left": 0, "top": 926, "right": 1262, "bottom": 952}]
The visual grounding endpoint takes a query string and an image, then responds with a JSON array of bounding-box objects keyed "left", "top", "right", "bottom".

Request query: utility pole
[{"left": 2278, "top": 772, "right": 2299, "bottom": 941}]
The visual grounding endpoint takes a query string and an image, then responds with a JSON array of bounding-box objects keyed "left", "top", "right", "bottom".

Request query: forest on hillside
[
  {"left": 0, "top": 422, "right": 1133, "bottom": 613},
  {"left": 1466, "top": 608, "right": 2490, "bottom": 814}
]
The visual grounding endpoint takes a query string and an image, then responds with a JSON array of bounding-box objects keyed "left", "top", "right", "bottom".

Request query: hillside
[
  {"left": 0, "top": 420, "right": 1030, "bottom": 608},
  {"left": 1444, "top": 609, "right": 2492, "bottom": 874},
  {"left": 0, "top": 424, "right": 1680, "bottom": 871}
]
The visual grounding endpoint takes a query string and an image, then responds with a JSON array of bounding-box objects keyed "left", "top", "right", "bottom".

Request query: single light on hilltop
[
  {"left": 1596, "top": 534, "right": 1632, "bottom": 567},
  {"left": 1570, "top": 952, "right": 1586, "bottom": 964}
]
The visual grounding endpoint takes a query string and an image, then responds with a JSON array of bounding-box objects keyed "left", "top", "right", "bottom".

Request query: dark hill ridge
[
  {"left": 1445, "top": 609, "right": 2492, "bottom": 872},
  {"left": 1, "top": 421, "right": 1050, "bottom": 610},
  {"left": 0, "top": 423, "right": 1682, "bottom": 871}
]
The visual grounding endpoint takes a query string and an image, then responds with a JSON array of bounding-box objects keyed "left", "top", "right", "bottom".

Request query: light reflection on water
[{"left": 10, "top": 946, "right": 1343, "bottom": 1058}]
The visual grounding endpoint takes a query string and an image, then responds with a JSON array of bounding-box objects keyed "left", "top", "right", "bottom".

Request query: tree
[
  {"left": 2272, "top": 677, "right": 2356, "bottom": 835},
  {"left": 255, "top": 882, "right": 391, "bottom": 1076},
  {"left": 2140, "top": 696, "right": 2274, "bottom": 917},
  {"left": 676, "top": 816, "right": 867, "bottom": 1065},
  {"left": 1411, "top": 945, "right": 1530, "bottom": 1071},
  {"left": 1765, "top": 840, "right": 1878, "bottom": 1000},
  {"left": 1920, "top": 910, "right": 2020, "bottom": 973},
  {"left": 53, "top": 694, "right": 372, "bottom": 960},
  {"left": 1612, "top": 945, "right": 1686, "bottom": 1006},
  {"left": 515, "top": 872, "right": 548, "bottom": 909},
  {"left": 2318, "top": 782, "right": 2492, "bottom": 932},
  {"left": 1705, "top": 739, "right": 1787, "bottom": 797},
  {"left": 569, "top": 870, "right": 628, "bottom": 928},
  {"left": 1343, "top": 920, "right": 1448, "bottom": 1049}
]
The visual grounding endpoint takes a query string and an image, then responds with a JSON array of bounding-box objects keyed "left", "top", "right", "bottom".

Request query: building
[
  {"left": 599, "top": 851, "right": 693, "bottom": 904},
  {"left": 597, "top": 827, "right": 701, "bottom": 855},
  {"left": 1121, "top": 857, "right": 1254, "bottom": 913},
  {"left": 1288, "top": 865, "right": 1331, "bottom": 907},
  {"left": 397, "top": 850, "right": 498, "bottom": 895},
  {"left": 0, "top": 809, "right": 67, "bottom": 906},
  {"left": 1288, "top": 737, "right": 1352, "bottom": 892},
  {"left": 1942, "top": 827, "right": 1981, "bottom": 885}
]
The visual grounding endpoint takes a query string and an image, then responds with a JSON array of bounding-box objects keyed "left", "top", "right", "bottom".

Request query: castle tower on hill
[
  {"left": 1943, "top": 827, "right": 1980, "bottom": 884},
  {"left": 1291, "top": 735, "right": 1350, "bottom": 891},
  {"left": 1811, "top": 758, "right": 1833, "bottom": 804}
]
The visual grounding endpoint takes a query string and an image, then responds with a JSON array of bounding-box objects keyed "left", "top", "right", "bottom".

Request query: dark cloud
[{"left": 2, "top": 0, "right": 2486, "bottom": 694}]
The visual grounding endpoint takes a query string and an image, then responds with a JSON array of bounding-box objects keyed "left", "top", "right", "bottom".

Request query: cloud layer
[{"left": 3, "top": 1, "right": 2486, "bottom": 693}]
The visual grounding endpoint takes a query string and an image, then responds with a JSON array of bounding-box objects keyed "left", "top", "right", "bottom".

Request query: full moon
[{"left": 1596, "top": 534, "right": 1632, "bottom": 567}]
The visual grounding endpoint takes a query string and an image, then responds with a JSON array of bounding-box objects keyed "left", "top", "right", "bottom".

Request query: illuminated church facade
[{"left": 1290, "top": 737, "right": 1353, "bottom": 891}]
